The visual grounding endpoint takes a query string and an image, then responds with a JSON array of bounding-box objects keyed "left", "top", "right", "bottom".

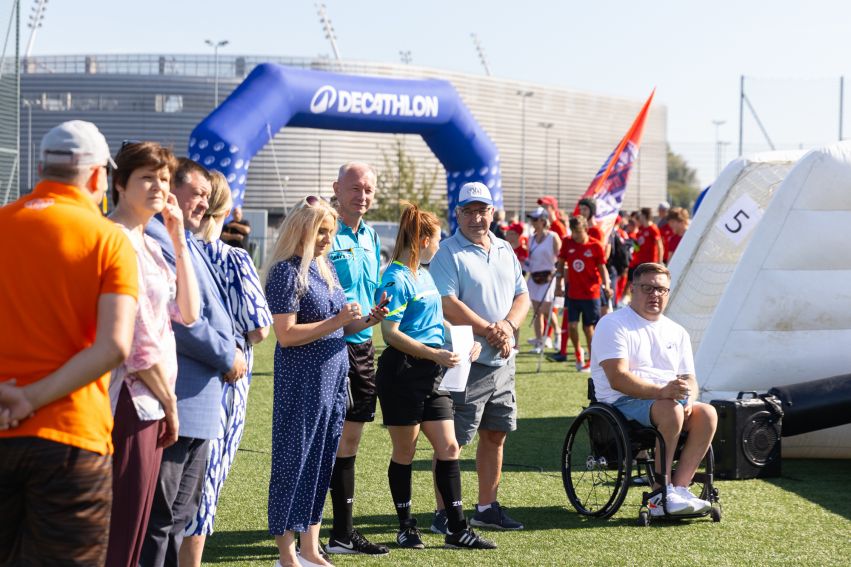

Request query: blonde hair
[
  {"left": 264, "top": 197, "right": 339, "bottom": 296},
  {"left": 392, "top": 201, "right": 441, "bottom": 275},
  {"left": 200, "top": 170, "right": 234, "bottom": 243}
]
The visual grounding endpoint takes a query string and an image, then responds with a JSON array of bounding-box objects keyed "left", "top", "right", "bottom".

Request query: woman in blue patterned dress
[
  {"left": 181, "top": 171, "right": 273, "bottom": 567},
  {"left": 264, "top": 196, "right": 386, "bottom": 567}
]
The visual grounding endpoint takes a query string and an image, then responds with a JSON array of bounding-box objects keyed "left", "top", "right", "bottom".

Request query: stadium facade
[{"left": 17, "top": 54, "right": 667, "bottom": 214}]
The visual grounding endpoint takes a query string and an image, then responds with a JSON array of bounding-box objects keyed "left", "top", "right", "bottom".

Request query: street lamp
[
  {"left": 517, "top": 90, "right": 534, "bottom": 220},
  {"left": 712, "top": 119, "right": 726, "bottom": 177},
  {"left": 538, "top": 122, "right": 554, "bottom": 192},
  {"left": 205, "top": 39, "right": 229, "bottom": 106}
]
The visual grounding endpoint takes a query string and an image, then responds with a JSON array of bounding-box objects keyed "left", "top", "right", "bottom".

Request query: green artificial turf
[{"left": 205, "top": 323, "right": 851, "bottom": 566}]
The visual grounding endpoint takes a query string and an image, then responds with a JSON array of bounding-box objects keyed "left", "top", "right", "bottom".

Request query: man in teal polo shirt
[
  {"left": 429, "top": 181, "right": 530, "bottom": 532},
  {"left": 325, "top": 162, "right": 389, "bottom": 556}
]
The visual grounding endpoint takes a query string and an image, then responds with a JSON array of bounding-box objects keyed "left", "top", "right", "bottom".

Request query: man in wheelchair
[{"left": 590, "top": 262, "right": 718, "bottom": 517}]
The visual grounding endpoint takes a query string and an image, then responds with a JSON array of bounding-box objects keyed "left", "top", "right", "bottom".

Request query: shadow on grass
[
  {"left": 203, "top": 529, "right": 275, "bottom": 563},
  {"left": 504, "top": 416, "right": 576, "bottom": 473},
  {"left": 766, "top": 459, "right": 851, "bottom": 520}
]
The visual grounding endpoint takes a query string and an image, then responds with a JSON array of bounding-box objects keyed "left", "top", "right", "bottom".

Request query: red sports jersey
[
  {"left": 551, "top": 218, "right": 567, "bottom": 239},
  {"left": 588, "top": 225, "right": 603, "bottom": 243},
  {"left": 633, "top": 224, "right": 662, "bottom": 265},
  {"left": 558, "top": 237, "right": 606, "bottom": 300},
  {"left": 665, "top": 232, "right": 683, "bottom": 263}
]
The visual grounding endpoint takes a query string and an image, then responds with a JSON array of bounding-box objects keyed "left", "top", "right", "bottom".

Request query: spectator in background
[
  {"left": 181, "top": 172, "right": 272, "bottom": 567},
  {"left": 664, "top": 207, "right": 690, "bottom": 264},
  {"left": 142, "top": 159, "right": 247, "bottom": 567},
  {"left": 656, "top": 201, "right": 671, "bottom": 228},
  {"left": 220, "top": 205, "right": 251, "bottom": 250},
  {"left": 628, "top": 208, "right": 663, "bottom": 283},
  {"left": 504, "top": 221, "right": 529, "bottom": 270},
  {"left": 577, "top": 198, "right": 604, "bottom": 243},
  {"left": 0, "top": 121, "right": 138, "bottom": 566},
  {"left": 524, "top": 207, "right": 561, "bottom": 354},
  {"left": 490, "top": 208, "right": 507, "bottom": 240},
  {"left": 105, "top": 142, "right": 200, "bottom": 567},
  {"left": 538, "top": 195, "right": 567, "bottom": 239}
]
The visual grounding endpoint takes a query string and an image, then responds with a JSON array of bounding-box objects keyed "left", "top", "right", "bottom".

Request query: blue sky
[{"left": 16, "top": 0, "right": 851, "bottom": 186}]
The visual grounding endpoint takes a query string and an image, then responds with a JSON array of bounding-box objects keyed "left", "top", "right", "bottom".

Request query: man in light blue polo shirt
[
  {"left": 325, "top": 162, "right": 389, "bottom": 556},
  {"left": 429, "top": 181, "right": 530, "bottom": 532}
]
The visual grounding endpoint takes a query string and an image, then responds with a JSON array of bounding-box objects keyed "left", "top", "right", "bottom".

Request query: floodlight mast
[
  {"left": 25, "top": 0, "right": 48, "bottom": 58},
  {"left": 470, "top": 33, "right": 491, "bottom": 76},
  {"left": 316, "top": 3, "right": 342, "bottom": 61}
]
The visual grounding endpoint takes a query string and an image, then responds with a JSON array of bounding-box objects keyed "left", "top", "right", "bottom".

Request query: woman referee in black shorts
[{"left": 375, "top": 203, "right": 496, "bottom": 551}]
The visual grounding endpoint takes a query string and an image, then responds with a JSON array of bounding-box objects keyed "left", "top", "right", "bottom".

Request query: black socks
[
  {"left": 388, "top": 460, "right": 413, "bottom": 525},
  {"left": 435, "top": 458, "right": 466, "bottom": 533},
  {"left": 330, "top": 455, "right": 356, "bottom": 538}
]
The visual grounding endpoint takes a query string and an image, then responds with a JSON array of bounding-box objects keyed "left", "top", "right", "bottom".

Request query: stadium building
[{"left": 14, "top": 54, "right": 667, "bottom": 217}]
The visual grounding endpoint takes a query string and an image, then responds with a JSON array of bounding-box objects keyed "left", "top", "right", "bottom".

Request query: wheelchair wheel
[{"left": 562, "top": 405, "right": 631, "bottom": 518}]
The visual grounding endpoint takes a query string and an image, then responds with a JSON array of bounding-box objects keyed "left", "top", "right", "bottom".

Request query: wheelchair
[{"left": 561, "top": 380, "right": 721, "bottom": 526}]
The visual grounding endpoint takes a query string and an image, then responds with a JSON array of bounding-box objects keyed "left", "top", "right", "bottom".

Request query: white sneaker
[
  {"left": 647, "top": 484, "right": 694, "bottom": 516},
  {"left": 527, "top": 337, "right": 539, "bottom": 345},
  {"left": 531, "top": 345, "right": 543, "bottom": 354},
  {"left": 673, "top": 485, "right": 711, "bottom": 513},
  {"left": 544, "top": 336, "right": 553, "bottom": 349}
]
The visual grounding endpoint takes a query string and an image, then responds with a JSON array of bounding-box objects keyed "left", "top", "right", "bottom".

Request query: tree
[
  {"left": 372, "top": 137, "right": 444, "bottom": 222},
  {"left": 667, "top": 145, "right": 701, "bottom": 210}
]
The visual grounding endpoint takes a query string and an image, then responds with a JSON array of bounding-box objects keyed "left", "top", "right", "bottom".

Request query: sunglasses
[{"left": 303, "top": 195, "right": 323, "bottom": 207}]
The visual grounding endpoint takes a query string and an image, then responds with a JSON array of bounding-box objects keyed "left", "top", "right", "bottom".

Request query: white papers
[{"left": 440, "top": 325, "right": 474, "bottom": 392}]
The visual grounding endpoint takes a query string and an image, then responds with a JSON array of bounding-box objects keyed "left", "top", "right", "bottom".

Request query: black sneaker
[
  {"left": 547, "top": 352, "right": 568, "bottom": 363},
  {"left": 396, "top": 519, "right": 425, "bottom": 549},
  {"left": 444, "top": 527, "right": 497, "bottom": 550},
  {"left": 326, "top": 529, "right": 390, "bottom": 555},
  {"left": 470, "top": 501, "right": 524, "bottom": 530},
  {"left": 429, "top": 509, "right": 448, "bottom": 535}
]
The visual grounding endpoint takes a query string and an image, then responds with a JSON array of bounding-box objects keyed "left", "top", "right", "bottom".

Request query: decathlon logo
[
  {"left": 310, "top": 85, "right": 338, "bottom": 113},
  {"left": 309, "top": 85, "right": 439, "bottom": 118}
]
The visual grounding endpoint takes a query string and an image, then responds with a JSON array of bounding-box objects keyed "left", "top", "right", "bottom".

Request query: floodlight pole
[
  {"left": 738, "top": 75, "right": 744, "bottom": 157},
  {"left": 205, "top": 39, "right": 229, "bottom": 106},
  {"left": 22, "top": 99, "right": 31, "bottom": 190},
  {"left": 538, "top": 122, "right": 553, "bottom": 192},
  {"left": 517, "top": 90, "right": 534, "bottom": 221},
  {"left": 712, "top": 119, "right": 725, "bottom": 177}
]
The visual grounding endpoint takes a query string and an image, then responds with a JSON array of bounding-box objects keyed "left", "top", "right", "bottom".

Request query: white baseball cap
[
  {"left": 457, "top": 181, "right": 493, "bottom": 207},
  {"left": 40, "top": 120, "right": 116, "bottom": 169}
]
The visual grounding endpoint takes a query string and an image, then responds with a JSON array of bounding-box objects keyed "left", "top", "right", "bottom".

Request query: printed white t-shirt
[{"left": 590, "top": 307, "right": 695, "bottom": 404}]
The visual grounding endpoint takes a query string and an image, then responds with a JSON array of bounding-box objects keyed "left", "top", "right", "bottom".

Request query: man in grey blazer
[{"left": 141, "top": 158, "right": 246, "bottom": 567}]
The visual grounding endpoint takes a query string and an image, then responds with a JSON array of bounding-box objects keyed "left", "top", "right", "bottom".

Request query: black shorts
[
  {"left": 346, "top": 340, "right": 377, "bottom": 422},
  {"left": 376, "top": 345, "right": 454, "bottom": 426},
  {"left": 567, "top": 297, "right": 601, "bottom": 326}
]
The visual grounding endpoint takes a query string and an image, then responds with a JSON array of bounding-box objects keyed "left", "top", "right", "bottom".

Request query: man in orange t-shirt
[
  {"left": 554, "top": 216, "right": 611, "bottom": 371},
  {"left": 0, "top": 121, "right": 138, "bottom": 566}
]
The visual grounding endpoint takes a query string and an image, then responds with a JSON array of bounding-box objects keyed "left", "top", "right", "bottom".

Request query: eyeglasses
[
  {"left": 636, "top": 283, "right": 670, "bottom": 296},
  {"left": 458, "top": 206, "right": 493, "bottom": 218}
]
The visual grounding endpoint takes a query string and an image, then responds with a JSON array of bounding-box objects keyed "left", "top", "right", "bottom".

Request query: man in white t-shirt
[{"left": 590, "top": 262, "right": 717, "bottom": 516}]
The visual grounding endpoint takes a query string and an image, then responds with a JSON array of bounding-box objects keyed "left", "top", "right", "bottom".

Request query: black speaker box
[{"left": 710, "top": 393, "right": 783, "bottom": 480}]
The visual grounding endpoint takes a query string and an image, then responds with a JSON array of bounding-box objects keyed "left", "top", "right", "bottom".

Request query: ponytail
[{"left": 391, "top": 201, "right": 440, "bottom": 275}]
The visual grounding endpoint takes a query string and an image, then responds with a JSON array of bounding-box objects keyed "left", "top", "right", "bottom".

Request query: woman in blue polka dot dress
[{"left": 263, "top": 196, "right": 387, "bottom": 567}]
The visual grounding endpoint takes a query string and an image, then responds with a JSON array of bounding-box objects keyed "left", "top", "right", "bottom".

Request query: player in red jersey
[
  {"left": 538, "top": 196, "right": 567, "bottom": 240},
  {"left": 554, "top": 216, "right": 611, "bottom": 371},
  {"left": 664, "top": 207, "right": 690, "bottom": 264}
]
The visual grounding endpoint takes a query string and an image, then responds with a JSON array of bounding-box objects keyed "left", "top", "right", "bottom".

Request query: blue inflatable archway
[{"left": 188, "top": 64, "right": 501, "bottom": 226}]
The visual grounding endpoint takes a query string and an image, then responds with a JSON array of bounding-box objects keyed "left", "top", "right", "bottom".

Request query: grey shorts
[
  {"left": 450, "top": 359, "right": 517, "bottom": 446},
  {"left": 613, "top": 395, "right": 688, "bottom": 427}
]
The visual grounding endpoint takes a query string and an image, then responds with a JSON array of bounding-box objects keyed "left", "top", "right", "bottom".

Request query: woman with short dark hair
[{"left": 105, "top": 141, "right": 200, "bottom": 567}]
